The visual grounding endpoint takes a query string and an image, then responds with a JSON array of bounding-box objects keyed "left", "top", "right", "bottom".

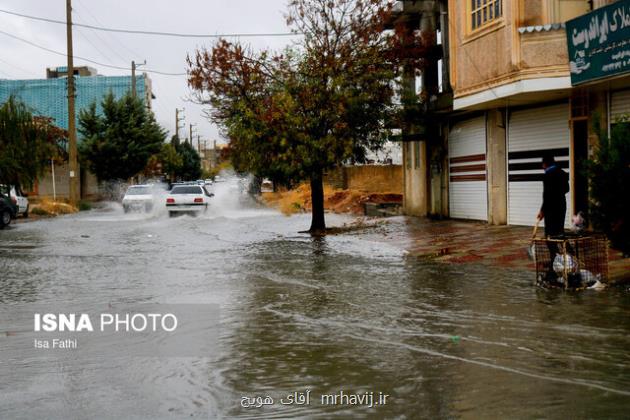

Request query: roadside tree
[
  {"left": 0, "top": 96, "right": 66, "bottom": 191},
  {"left": 187, "top": 0, "right": 425, "bottom": 233},
  {"left": 78, "top": 92, "right": 166, "bottom": 181},
  {"left": 158, "top": 142, "right": 183, "bottom": 182},
  {"left": 175, "top": 141, "right": 202, "bottom": 181}
]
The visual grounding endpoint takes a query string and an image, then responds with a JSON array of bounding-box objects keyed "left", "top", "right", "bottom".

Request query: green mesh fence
[{"left": 0, "top": 74, "right": 146, "bottom": 136}]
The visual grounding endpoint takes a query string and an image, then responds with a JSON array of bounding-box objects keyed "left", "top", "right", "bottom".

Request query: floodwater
[{"left": 1, "top": 178, "right": 629, "bottom": 419}]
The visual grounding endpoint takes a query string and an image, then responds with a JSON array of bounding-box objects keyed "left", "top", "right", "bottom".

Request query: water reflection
[{"left": 0, "top": 189, "right": 629, "bottom": 418}]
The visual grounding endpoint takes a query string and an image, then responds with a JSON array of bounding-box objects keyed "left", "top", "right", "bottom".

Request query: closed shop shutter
[
  {"left": 611, "top": 89, "right": 630, "bottom": 122},
  {"left": 508, "top": 103, "right": 571, "bottom": 227},
  {"left": 448, "top": 116, "right": 488, "bottom": 221}
]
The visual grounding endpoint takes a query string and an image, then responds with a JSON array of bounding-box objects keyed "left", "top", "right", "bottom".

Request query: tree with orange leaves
[
  {"left": 187, "top": 0, "right": 427, "bottom": 234},
  {"left": 0, "top": 96, "right": 66, "bottom": 191}
]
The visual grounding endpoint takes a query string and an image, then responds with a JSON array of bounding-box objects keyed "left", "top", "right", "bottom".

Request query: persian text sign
[{"left": 566, "top": 1, "right": 630, "bottom": 85}]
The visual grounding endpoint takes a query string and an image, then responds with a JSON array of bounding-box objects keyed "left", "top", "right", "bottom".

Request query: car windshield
[
  {"left": 171, "top": 186, "right": 202, "bottom": 194},
  {"left": 126, "top": 187, "right": 151, "bottom": 195}
]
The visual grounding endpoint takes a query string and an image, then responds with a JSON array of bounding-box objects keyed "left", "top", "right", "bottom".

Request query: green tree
[
  {"left": 0, "top": 96, "right": 65, "bottom": 190},
  {"left": 188, "top": 0, "right": 418, "bottom": 233},
  {"left": 159, "top": 142, "right": 183, "bottom": 182},
  {"left": 78, "top": 92, "right": 166, "bottom": 181},
  {"left": 588, "top": 118, "right": 629, "bottom": 254},
  {"left": 175, "top": 141, "right": 202, "bottom": 181}
]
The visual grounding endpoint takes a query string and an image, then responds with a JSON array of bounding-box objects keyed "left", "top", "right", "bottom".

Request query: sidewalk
[{"left": 370, "top": 217, "right": 629, "bottom": 284}]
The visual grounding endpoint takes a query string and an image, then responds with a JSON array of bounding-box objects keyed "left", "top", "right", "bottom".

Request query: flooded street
[{"left": 1, "top": 181, "right": 629, "bottom": 419}]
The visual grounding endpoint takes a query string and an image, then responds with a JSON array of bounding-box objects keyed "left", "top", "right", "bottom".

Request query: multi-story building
[
  {"left": 397, "top": 0, "right": 630, "bottom": 227},
  {"left": 0, "top": 66, "right": 155, "bottom": 198}
]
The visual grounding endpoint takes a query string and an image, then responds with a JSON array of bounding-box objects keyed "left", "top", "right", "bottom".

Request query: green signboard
[{"left": 566, "top": 0, "right": 630, "bottom": 85}]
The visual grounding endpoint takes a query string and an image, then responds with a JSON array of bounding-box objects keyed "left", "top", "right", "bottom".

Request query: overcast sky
[{"left": 0, "top": 0, "right": 299, "bottom": 145}]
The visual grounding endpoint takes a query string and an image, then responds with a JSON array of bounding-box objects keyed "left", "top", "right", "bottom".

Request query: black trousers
[
  {"left": 545, "top": 204, "right": 566, "bottom": 278},
  {"left": 544, "top": 203, "right": 566, "bottom": 237}
]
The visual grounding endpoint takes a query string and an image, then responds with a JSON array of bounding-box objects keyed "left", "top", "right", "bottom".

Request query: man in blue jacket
[{"left": 537, "top": 153, "right": 570, "bottom": 236}]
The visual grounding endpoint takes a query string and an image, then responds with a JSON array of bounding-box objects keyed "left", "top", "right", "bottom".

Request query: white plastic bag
[{"left": 553, "top": 254, "right": 578, "bottom": 275}]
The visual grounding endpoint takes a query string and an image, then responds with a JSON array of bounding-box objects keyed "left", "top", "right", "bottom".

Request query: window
[
  {"left": 171, "top": 186, "right": 203, "bottom": 194},
  {"left": 126, "top": 187, "right": 151, "bottom": 195},
  {"left": 471, "top": 0, "right": 502, "bottom": 30}
]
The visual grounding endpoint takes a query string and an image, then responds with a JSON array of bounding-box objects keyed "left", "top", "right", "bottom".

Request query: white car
[
  {"left": 0, "top": 185, "right": 29, "bottom": 217},
  {"left": 261, "top": 178, "right": 274, "bottom": 193},
  {"left": 122, "top": 185, "right": 155, "bottom": 213},
  {"left": 166, "top": 185, "right": 213, "bottom": 217}
]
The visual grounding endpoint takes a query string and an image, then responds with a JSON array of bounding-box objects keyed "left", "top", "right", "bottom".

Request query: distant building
[
  {"left": 46, "top": 65, "right": 98, "bottom": 78},
  {"left": 200, "top": 141, "right": 228, "bottom": 173},
  {"left": 0, "top": 66, "right": 155, "bottom": 199},
  {"left": 0, "top": 66, "right": 154, "bottom": 131}
]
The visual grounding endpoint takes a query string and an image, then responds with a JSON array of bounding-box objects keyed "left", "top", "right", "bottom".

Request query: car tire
[
  {"left": 169, "top": 211, "right": 175, "bottom": 218},
  {"left": 23, "top": 205, "right": 29, "bottom": 218},
  {"left": 123, "top": 206, "right": 129, "bottom": 214},
  {"left": 0, "top": 209, "right": 11, "bottom": 229}
]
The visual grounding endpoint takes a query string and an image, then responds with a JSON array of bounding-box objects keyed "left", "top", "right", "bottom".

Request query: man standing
[
  {"left": 537, "top": 152, "right": 570, "bottom": 282},
  {"left": 537, "top": 152, "right": 570, "bottom": 236}
]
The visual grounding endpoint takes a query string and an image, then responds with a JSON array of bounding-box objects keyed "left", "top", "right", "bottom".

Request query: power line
[
  {"left": 74, "top": 4, "right": 134, "bottom": 64},
  {"left": 75, "top": 25, "right": 120, "bottom": 66},
  {"left": 0, "top": 29, "right": 187, "bottom": 76},
  {"left": 0, "top": 56, "right": 40, "bottom": 78},
  {"left": 0, "top": 8, "right": 300, "bottom": 38}
]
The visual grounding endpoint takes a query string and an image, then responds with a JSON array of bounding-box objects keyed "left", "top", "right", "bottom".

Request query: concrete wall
[
  {"left": 32, "top": 163, "right": 100, "bottom": 200},
  {"left": 486, "top": 109, "right": 508, "bottom": 225},
  {"left": 448, "top": 0, "right": 515, "bottom": 97},
  {"left": 520, "top": 29, "right": 568, "bottom": 70},
  {"left": 403, "top": 142, "right": 428, "bottom": 216},
  {"left": 325, "top": 165, "right": 403, "bottom": 195},
  {"left": 429, "top": 130, "right": 450, "bottom": 219},
  {"left": 345, "top": 165, "right": 403, "bottom": 194}
]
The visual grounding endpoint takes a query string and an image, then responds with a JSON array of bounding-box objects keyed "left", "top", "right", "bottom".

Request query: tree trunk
[{"left": 309, "top": 168, "right": 326, "bottom": 234}]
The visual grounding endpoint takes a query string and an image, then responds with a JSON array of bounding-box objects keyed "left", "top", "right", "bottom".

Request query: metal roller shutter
[
  {"left": 508, "top": 103, "right": 571, "bottom": 227},
  {"left": 611, "top": 89, "right": 630, "bottom": 122},
  {"left": 448, "top": 116, "right": 488, "bottom": 221}
]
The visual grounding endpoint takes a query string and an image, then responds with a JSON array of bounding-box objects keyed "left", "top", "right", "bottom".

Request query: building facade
[{"left": 398, "top": 0, "right": 630, "bottom": 227}]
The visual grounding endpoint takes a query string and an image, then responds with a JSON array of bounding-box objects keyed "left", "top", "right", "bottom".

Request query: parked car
[
  {"left": 0, "top": 185, "right": 29, "bottom": 217},
  {"left": 165, "top": 185, "right": 214, "bottom": 217},
  {"left": 0, "top": 192, "right": 18, "bottom": 229},
  {"left": 122, "top": 185, "right": 155, "bottom": 213}
]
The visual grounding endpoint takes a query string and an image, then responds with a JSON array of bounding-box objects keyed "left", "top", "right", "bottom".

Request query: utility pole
[
  {"left": 189, "top": 123, "right": 196, "bottom": 146},
  {"left": 131, "top": 60, "right": 146, "bottom": 98},
  {"left": 131, "top": 61, "right": 136, "bottom": 98},
  {"left": 197, "top": 135, "right": 201, "bottom": 154},
  {"left": 66, "top": 0, "right": 79, "bottom": 206},
  {"left": 175, "top": 108, "right": 185, "bottom": 139}
]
